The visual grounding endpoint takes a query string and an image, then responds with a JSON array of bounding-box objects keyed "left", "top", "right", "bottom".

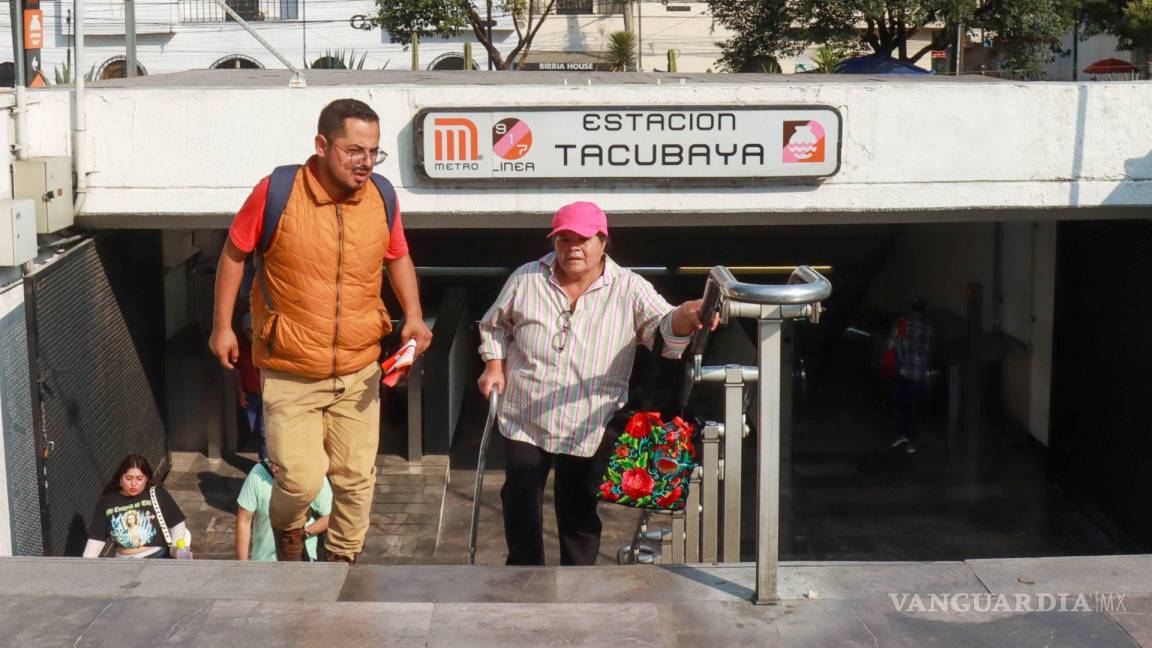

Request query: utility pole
[
  {"left": 486, "top": 0, "right": 493, "bottom": 70},
  {"left": 11, "top": 0, "right": 47, "bottom": 87},
  {"left": 125, "top": 0, "right": 137, "bottom": 76},
  {"left": 955, "top": 22, "right": 962, "bottom": 75},
  {"left": 1072, "top": 12, "right": 1079, "bottom": 81},
  {"left": 637, "top": 0, "right": 643, "bottom": 72},
  {"left": 9, "top": 0, "right": 27, "bottom": 86},
  {"left": 623, "top": 0, "right": 635, "bottom": 71}
]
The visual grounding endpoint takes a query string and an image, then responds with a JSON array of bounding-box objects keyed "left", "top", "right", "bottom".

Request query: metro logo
[{"left": 433, "top": 117, "right": 480, "bottom": 162}]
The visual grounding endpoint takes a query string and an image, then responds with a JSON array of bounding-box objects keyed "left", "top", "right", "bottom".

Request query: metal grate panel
[
  {"left": 25, "top": 240, "right": 166, "bottom": 556},
  {"left": 1, "top": 297, "right": 42, "bottom": 556}
]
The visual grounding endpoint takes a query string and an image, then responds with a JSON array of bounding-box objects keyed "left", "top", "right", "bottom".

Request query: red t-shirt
[
  {"left": 236, "top": 336, "right": 261, "bottom": 394},
  {"left": 228, "top": 175, "right": 409, "bottom": 259}
]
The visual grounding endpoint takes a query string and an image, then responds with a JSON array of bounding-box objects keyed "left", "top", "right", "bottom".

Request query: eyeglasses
[
  {"left": 331, "top": 142, "right": 388, "bottom": 166},
  {"left": 552, "top": 310, "right": 572, "bottom": 352}
]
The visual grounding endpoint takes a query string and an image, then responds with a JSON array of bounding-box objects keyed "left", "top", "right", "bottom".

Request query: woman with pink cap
[{"left": 477, "top": 201, "right": 711, "bottom": 565}]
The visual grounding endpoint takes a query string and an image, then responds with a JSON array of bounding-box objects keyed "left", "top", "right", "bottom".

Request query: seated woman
[{"left": 83, "top": 454, "right": 188, "bottom": 559}]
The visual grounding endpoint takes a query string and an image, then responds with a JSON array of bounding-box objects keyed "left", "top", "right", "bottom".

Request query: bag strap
[
  {"left": 894, "top": 316, "right": 908, "bottom": 357},
  {"left": 149, "top": 486, "right": 173, "bottom": 548},
  {"left": 887, "top": 316, "right": 906, "bottom": 349},
  {"left": 638, "top": 331, "right": 666, "bottom": 413},
  {"left": 252, "top": 164, "right": 299, "bottom": 314},
  {"left": 259, "top": 165, "right": 300, "bottom": 254},
  {"left": 370, "top": 172, "right": 398, "bottom": 234}
]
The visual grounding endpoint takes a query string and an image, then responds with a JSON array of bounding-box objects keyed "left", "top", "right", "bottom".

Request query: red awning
[{"left": 1083, "top": 58, "right": 1138, "bottom": 74}]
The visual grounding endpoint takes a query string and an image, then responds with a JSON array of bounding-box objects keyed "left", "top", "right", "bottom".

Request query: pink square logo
[{"left": 783, "top": 121, "right": 826, "bottom": 163}]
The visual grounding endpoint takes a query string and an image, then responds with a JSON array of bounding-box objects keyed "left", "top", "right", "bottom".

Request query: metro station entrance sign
[{"left": 415, "top": 106, "right": 842, "bottom": 181}]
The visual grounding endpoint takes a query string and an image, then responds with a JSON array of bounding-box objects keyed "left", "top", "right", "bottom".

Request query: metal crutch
[{"left": 468, "top": 391, "right": 500, "bottom": 566}]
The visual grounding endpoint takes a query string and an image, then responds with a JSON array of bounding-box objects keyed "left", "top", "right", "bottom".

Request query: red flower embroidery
[
  {"left": 665, "top": 429, "right": 679, "bottom": 444},
  {"left": 599, "top": 482, "right": 619, "bottom": 501},
  {"left": 620, "top": 468, "right": 655, "bottom": 499},
  {"left": 681, "top": 438, "right": 695, "bottom": 456},
  {"left": 656, "top": 458, "right": 680, "bottom": 476},
  {"left": 615, "top": 445, "right": 630, "bottom": 458},
  {"left": 657, "top": 487, "right": 683, "bottom": 508},
  {"left": 625, "top": 414, "right": 650, "bottom": 440}
]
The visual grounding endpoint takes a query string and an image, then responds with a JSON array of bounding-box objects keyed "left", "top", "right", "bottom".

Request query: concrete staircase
[{"left": 166, "top": 452, "right": 451, "bottom": 563}]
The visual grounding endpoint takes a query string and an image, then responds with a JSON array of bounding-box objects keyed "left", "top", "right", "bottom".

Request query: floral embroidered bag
[{"left": 596, "top": 411, "right": 699, "bottom": 510}]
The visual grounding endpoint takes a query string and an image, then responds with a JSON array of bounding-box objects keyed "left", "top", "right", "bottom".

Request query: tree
[
  {"left": 1124, "top": 0, "right": 1152, "bottom": 49},
  {"left": 606, "top": 31, "right": 637, "bottom": 71},
  {"left": 370, "top": 0, "right": 556, "bottom": 70},
  {"left": 705, "top": 1, "right": 800, "bottom": 73},
  {"left": 706, "top": 0, "right": 1079, "bottom": 75},
  {"left": 810, "top": 44, "right": 848, "bottom": 73},
  {"left": 1083, "top": 0, "right": 1152, "bottom": 53},
  {"left": 976, "top": 0, "right": 1080, "bottom": 75}
]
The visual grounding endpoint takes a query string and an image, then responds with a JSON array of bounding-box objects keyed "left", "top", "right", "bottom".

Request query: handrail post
[
  {"left": 722, "top": 365, "right": 745, "bottom": 562},
  {"left": 700, "top": 421, "right": 722, "bottom": 562},
  {"left": 693, "top": 266, "right": 830, "bottom": 605},
  {"left": 755, "top": 317, "right": 782, "bottom": 604}
]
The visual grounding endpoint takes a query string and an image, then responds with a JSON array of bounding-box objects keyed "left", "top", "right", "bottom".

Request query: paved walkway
[{"left": 1, "top": 555, "right": 1149, "bottom": 646}]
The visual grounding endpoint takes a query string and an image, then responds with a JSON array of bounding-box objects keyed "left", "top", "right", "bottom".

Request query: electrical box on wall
[
  {"left": 13, "top": 157, "right": 74, "bottom": 234},
  {"left": 0, "top": 199, "right": 38, "bottom": 266}
]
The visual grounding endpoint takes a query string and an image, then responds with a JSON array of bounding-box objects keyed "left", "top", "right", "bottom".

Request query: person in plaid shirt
[{"left": 888, "top": 298, "right": 935, "bottom": 454}]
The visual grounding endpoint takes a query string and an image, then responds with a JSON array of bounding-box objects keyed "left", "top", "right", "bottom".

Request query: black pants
[
  {"left": 501, "top": 432, "right": 615, "bottom": 566},
  {"left": 890, "top": 376, "right": 926, "bottom": 440}
]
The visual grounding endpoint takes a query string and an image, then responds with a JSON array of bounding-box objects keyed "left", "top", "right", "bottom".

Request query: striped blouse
[{"left": 478, "top": 253, "right": 690, "bottom": 457}]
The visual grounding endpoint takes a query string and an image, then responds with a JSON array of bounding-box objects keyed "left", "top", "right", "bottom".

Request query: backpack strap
[
  {"left": 252, "top": 165, "right": 300, "bottom": 314},
  {"left": 370, "top": 172, "right": 397, "bottom": 234},
  {"left": 260, "top": 165, "right": 301, "bottom": 254}
]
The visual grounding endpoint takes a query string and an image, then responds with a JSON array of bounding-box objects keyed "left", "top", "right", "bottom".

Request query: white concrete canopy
[{"left": 15, "top": 70, "right": 1152, "bottom": 229}]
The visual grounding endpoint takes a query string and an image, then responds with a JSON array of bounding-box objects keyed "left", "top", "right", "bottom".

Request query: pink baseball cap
[{"left": 547, "top": 201, "right": 609, "bottom": 239}]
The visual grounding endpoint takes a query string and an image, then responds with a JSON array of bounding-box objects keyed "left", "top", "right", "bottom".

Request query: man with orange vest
[{"left": 210, "top": 99, "right": 433, "bottom": 563}]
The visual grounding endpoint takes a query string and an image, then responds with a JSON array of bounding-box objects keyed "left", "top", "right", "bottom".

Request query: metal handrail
[
  {"left": 678, "top": 264, "right": 832, "bottom": 605},
  {"left": 707, "top": 265, "right": 832, "bottom": 305}
]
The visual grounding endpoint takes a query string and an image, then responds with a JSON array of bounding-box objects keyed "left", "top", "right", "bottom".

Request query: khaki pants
[{"left": 264, "top": 362, "right": 381, "bottom": 559}]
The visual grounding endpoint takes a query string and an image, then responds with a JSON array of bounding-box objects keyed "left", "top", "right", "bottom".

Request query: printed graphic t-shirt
[{"left": 88, "top": 487, "right": 186, "bottom": 551}]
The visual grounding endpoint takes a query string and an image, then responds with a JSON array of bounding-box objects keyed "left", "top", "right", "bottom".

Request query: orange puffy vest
[{"left": 250, "top": 162, "right": 393, "bottom": 378}]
